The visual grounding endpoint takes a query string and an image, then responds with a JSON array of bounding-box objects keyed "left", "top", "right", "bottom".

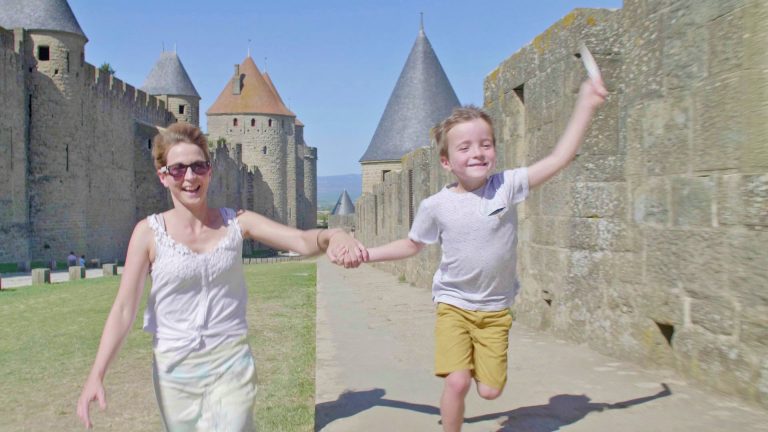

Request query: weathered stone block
[
  {"left": 69, "top": 266, "right": 85, "bottom": 280},
  {"left": 569, "top": 217, "right": 635, "bottom": 251},
  {"left": 644, "top": 228, "right": 727, "bottom": 299},
  {"left": 693, "top": 73, "right": 744, "bottom": 171},
  {"left": 633, "top": 177, "right": 669, "bottom": 225},
  {"left": 742, "top": 174, "right": 768, "bottom": 227},
  {"left": 570, "top": 182, "right": 627, "bottom": 218},
  {"left": 739, "top": 304, "right": 768, "bottom": 352},
  {"left": 102, "top": 263, "right": 118, "bottom": 276},
  {"left": 564, "top": 154, "right": 626, "bottom": 183},
  {"left": 671, "top": 176, "right": 715, "bottom": 227},
  {"left": 31, "top": 268, "right": 50, "bottom": 284},
  {"left": 690, "top": 296, "right": 737, "bottom": 336},
  {"left": 727, "top": 230, "right": 768, "bottom": 306},
  {"left": 646, "top": 94, "right": 692, "bottom": 176},
  {"left": 707, "top": 7, "right": 745, "bottom": 76}
]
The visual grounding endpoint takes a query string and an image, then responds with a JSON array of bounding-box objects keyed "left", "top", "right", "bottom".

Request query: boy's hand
[
  {"left": 327, "top": 232, "right": 369, "bottom": 268},
  {"left": 577, "top": 77, "right": 608, "bottom": 111}
]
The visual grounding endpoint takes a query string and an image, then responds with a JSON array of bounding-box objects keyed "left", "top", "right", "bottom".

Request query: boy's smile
[{"left": 440, "top": 118, "right": 497, "bottom": 192}]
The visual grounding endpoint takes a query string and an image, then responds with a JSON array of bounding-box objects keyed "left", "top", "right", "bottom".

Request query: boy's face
[{"left": 440, "top": 118, "right": 496, "bottom": 189}]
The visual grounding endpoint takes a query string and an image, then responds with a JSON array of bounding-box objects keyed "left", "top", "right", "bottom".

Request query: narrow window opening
[
  {"left": 66, "top": 52, "right": 70, "bottom": 72},
  {"left": 178, "top": 104, "right": 185, "bottom": 114},
  {"left": 374, "top": 195, "right": 378, "bottom": 236},
  {"left": 147, "top": 139, "right": 152, "bottom": 150},
  {"left": 262, "top": 146, "right": 267, "bottom": 155},
  {"left": 408, "top": 169, "right": 414, "bottom": 227},
  {"left": 80, "top": 52, "right": 84, "bottom": 66},
  {"left": 654, "top": 321, "right": 675, "bottom": 347},
  {"left": 38, "top": 46, "right": 50, "bottom": 61},
  {"left": 382, "top": 169, "right": 391, "bottom": 182},
  {"left": 251, "top": 118, "right": 255, "bottom": 127},
  {"left": 233, "top": 118, "right": 238, "bottom": 126},
  {"left": 54, "top": 69, "right": 59, "bottom": 75},
  {"left": 65, "top": 144, "right": 69, "bottom": 171},
  {"left": 268, "top": 119, "right": 273, "bottom": 127},
  {"left": 513, "top": 84, "right": 524, "bottom": 104}
]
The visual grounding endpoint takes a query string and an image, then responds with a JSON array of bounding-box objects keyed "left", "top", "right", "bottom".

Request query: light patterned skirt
[{"left": 152, "top": 337, "right": 257, "bottom": 432}]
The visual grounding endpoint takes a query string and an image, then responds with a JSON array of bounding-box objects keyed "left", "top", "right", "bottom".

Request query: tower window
[
  {"left": 262, "top": 146, "right": 267, "bottom": 155},
  {"left": 147, "top": 139, "right": 152, "bottom": 150},
  {"left": 251, "top": 118, "right": 256, "bottom": 127},
  {"left": 178, "top": 104, "right": 185, "bottom": 114},
  {"left": 268, "top": 119, "right": 272, "bottom": 127},
  {"left": 233, "top": 118, "right": 238, "bottom": 126},
  {"left": 38, "top": 46, "right": 50, "bottom": 61}
]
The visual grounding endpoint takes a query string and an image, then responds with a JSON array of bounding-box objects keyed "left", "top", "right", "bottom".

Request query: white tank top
[{"left": 143, "top": 208, "right": 248, "bottom": 371}]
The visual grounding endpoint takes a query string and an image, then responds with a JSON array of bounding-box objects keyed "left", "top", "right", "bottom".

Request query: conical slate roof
[
  {"left": 0, "top": 0, "right": 87, "bottom": 40},
  {"left": 141, "top": 51, "right": 200, "bottom": 98},
  {"left": 207, "top": 56, "right": 295, "bottom": 116},
  {"left": 359, "top": 26, "right": 460, "bottom": 162},
  {"left": 331, "top": 190, "right": 355, "bottom": 215}
]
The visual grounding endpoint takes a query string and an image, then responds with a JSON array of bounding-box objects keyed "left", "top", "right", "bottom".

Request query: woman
[{"left": 77, "top": 123, "right": 363, "bottom": 430}]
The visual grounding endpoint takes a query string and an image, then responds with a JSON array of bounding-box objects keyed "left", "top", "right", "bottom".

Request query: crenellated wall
[{"left": 355, "top": 2, "right": 768, "bottom": 407}]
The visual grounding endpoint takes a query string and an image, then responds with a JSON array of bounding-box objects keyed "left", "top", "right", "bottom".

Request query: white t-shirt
[{"left": 408, "top": 168, "right": 529, "bottom": 311}]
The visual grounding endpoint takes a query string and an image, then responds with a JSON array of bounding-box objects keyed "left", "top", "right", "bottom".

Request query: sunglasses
[{"left": 159, "top": 160, "right": 211, "bottom": 179}]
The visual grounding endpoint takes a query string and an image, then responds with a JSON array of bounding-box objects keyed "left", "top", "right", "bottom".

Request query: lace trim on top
[{"left": 147, "top": 208, "right": 241, "bottom": 257}]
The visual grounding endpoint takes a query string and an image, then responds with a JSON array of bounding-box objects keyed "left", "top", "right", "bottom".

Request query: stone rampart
[{"left": 356, "top": 2, "right": 768, "bottom": 407}]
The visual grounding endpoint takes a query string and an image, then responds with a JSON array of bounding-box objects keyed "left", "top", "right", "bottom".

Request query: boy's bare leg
[{"left": 441, "top": 370, "right": 472, "bottom": 432}]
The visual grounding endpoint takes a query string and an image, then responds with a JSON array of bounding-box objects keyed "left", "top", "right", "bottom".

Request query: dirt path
[{"left": 315, "top": 258, "right": 768, "bottom": 431}]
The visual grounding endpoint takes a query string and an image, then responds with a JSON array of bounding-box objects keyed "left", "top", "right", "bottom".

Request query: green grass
[{"left": 0, "top": 262, "right": 316, "bottom": 431}]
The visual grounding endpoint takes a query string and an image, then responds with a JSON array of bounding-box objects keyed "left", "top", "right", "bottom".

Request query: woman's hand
[
  {"left": 76, "top": 375, "right": 107, "bottom": 429},
  {"left": 327, "top": 231, "right": 368, "bottom": 268}
]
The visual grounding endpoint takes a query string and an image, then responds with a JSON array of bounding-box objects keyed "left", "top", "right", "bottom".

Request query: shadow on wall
[{"left": 314, "top": 384, "right": 671, "bottom": 431}]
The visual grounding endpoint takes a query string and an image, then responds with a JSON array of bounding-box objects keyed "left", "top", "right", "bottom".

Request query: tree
[{"left": 98, "top": 62, "right": 115, "bottom": 75}]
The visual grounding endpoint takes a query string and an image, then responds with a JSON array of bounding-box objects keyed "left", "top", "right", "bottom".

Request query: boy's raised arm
[
  {"left": 527, "top": 77, "right": 608, "bottom": 189},
  {"left": 366, "top": 238, "right": 424, "bottom": 263}
]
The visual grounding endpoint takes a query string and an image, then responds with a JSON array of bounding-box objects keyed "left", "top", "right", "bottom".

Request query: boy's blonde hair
[
  {"left": 151, "top": 122, "right": 210, "bottom": 169},
  {"left": 432, "top": 105, "right": 495, "bottom": 159}
]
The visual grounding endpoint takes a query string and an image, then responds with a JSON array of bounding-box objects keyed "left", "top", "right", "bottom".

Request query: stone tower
[
  {"left": 207, "top": 56, "right": 296, "bottom": 224},
  {"left": 0, "top": 0, "right": 90, "bottom": 260},
  {"left": 359, "top": 23, "right": 460, "bottom": 194},
  {"left": 141, "top": 51, "right": 201, "bottom": 126}
]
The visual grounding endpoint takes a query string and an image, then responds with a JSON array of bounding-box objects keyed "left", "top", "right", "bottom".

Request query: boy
[{"left": 364, "top": 77, "right": 607, "bottom": 431}]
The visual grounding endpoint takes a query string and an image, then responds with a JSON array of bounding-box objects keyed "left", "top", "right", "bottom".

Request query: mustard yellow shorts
[{"left": 434, "top": 303, "right": 513, "bottom": 390}]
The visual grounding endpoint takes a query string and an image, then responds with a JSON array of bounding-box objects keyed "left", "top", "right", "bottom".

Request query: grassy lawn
[{"left": 0, "top": 262, "right": 316, "bottom": 431}]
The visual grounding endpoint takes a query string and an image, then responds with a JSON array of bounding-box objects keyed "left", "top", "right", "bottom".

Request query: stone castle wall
[
  {"left": 355, "top": 1, "right": 768, "bottom": 407},
  {"left": 0, "top": 28, "right": 30, "bottom": 263},
  {"left": 0, "top": 28, "right": 174, "bottom": 263}
]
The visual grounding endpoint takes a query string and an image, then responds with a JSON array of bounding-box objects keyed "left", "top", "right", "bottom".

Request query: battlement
[
  {"left": 0, "top": 26, "right": 13, "bottom": 50},
  {"left": 79, "top": 61, "right": 166, "bottom": 112}
]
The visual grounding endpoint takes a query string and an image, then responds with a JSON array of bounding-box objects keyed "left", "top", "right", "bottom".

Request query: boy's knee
[
  {"left": 444, "top": 371, "right": 472, "bottom": 396},
  {"left": 477, "top": 385, "right": 502, "bottom": 400}
]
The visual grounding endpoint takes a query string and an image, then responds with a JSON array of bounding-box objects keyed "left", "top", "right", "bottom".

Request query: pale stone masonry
[
  {"left": 355, "top": 2, "right": 768, "bottom": 407},
  {"left": 0, "top": 0, "right": 317, "bottom": 264}
]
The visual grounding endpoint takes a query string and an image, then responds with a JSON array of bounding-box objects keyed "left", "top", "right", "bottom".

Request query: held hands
[
  {"left": 326, "top": 230, "right": 369, "bottom": 268},
  {"left": 76, "top": 375, "right": 107, "bottom": 429}
]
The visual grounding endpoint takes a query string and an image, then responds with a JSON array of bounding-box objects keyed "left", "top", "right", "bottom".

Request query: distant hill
[{"left": 317, "top": 174, "right": 362, "bottom": 211}]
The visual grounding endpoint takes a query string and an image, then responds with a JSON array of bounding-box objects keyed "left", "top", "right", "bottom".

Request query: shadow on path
[
  {"left": 465, "top": 383, "right": 672, "bottom": 432},
  {"left": 315, "top": 388, "right": 439, "bottom": 431},
  {"left": 315, "top": 384, "right": 670, "bottom": 431}
]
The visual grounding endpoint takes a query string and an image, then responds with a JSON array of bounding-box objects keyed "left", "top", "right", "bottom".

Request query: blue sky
[{"left": 68, "top": 0, "right": 622, "bottom": 176}]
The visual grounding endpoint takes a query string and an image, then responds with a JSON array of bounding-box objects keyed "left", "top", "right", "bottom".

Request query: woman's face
[{"left": 158, "top": 142, "right": 212, "bottom": 207}]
